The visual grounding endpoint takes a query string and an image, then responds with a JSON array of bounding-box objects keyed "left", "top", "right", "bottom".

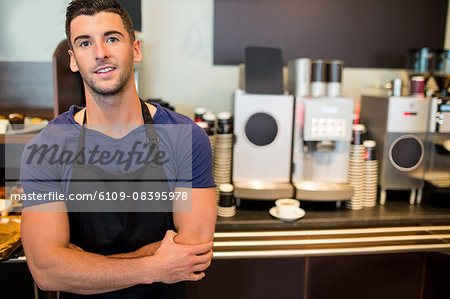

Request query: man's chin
[
  {"left": 89, "top": 84, "right": 124, "bottom": 97},
  {"left": 84, "top": 75, "right": 130, "bottom": 99},
  {"left": 96, "top": 89, "right": 121, "bottom": 96}
]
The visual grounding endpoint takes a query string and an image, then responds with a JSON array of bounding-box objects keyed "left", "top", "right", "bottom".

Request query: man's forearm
[
  {"left": 108, "top": 241, "right": 161, "bottom": 259},
  {"left": 69, "top": 240, "right": 162, "bottom": 259},
  {"left": 173, "top": 188, "right": 217, "bottom": 245},
  {"left": 29, "top": 246, "right": 158, "bottom": 294}
]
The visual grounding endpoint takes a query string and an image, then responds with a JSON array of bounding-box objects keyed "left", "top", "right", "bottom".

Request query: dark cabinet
[
  {"left": 2, "top": 252, "right": 449, "bottom": 298},
  {"left": 423, "top": 252, "right": 450, "bottom": 299},
  {"left": 186, "top": 258, "right": 306, "bottom": 299},
  {"left": 185, "top": 252, "right": 450, "bottom": 299},
  {"left": 307, "top": 254, "right": 424, "bottom": 299}
]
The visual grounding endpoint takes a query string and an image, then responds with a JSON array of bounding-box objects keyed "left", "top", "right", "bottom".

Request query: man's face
[{"left": 68, "top": 12, "right": 142, "bottom": 97}]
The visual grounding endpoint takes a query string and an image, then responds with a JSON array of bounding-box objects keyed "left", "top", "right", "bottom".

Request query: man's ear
[
  {"left": 133, "top": 39, "right": 143, "bottom": 63},
  {"left": 68, "top": 49, "right": 79, "bottom": 72}
]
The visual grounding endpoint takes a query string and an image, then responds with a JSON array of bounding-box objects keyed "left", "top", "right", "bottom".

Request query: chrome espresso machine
[
  {"left": 424, "top": 49, "right": 450, "bottom": 198},
  {"left": 292, "top": 97, "right": 354, "bottom": 201},
  {"left": 289, "top": 59, "right": 354, "bottom": 202},
  {"left": 426, "top": 97, "right": 450, "bottom": 197}
]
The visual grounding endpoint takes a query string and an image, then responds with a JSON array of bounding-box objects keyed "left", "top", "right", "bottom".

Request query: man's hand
[{"left": 151, "top": 230, "right": 213, "bottom": 284}]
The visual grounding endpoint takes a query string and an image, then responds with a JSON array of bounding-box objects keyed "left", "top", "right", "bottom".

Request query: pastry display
[{"left": 8, "top": 113, "right": 25, "bottom": 129}]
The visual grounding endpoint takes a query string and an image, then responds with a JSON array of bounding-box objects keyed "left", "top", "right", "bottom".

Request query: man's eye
[
  {"left": 80, "top": 41, "right": 90, "bottom": 47},
  {"left": 107, "top": 37, "right": 118, "bottom": 43}
]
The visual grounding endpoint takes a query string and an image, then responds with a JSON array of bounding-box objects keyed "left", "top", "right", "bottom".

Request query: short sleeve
[
  {"left": 176, "top": 124, "right": 215, "bottom": 189},
  {"left": 19, "top": 132, "right": 64, "bottom": 207}
]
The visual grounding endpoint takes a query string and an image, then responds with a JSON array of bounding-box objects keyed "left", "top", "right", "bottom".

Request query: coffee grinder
[{"left": 406, "top": 48, "right": 435, "bottom": 85}]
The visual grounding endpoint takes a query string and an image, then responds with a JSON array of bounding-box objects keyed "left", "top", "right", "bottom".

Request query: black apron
[{"left": 60, "top": 100, "right": 185, "bottom": 298}]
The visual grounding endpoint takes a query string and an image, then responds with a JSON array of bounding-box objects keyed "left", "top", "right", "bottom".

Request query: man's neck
[
  {"left": 85, "top": 92, "right": 143, "bottom": 125},
  {"left": 73, "top": 86, "right": 157, "bottom": 138}
]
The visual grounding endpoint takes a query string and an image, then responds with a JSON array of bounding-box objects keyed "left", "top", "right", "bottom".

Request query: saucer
[{"left": 269, "top": 206, "right": 305, "bottom": 221}]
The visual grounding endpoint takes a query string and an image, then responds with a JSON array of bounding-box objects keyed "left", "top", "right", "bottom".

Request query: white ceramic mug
[{"left": 275, "top": 198, "right": 300, "bottom": 218}]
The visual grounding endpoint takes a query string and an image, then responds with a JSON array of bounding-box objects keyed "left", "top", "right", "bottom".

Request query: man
[{"left": 19, "top": 0, "right": 217, "bottom": 298}]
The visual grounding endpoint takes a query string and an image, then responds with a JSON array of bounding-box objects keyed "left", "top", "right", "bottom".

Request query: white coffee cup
[{"left": 275, "top": 198, "right": 300, "bottom": 218}]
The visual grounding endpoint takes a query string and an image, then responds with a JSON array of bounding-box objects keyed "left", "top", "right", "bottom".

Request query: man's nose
[{"left": 95, "top": 41, "right": 110, "bottom": 60}]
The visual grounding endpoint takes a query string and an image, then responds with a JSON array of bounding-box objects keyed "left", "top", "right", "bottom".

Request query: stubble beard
[{"left": 82, "top": 54, "right": 134, "bottom": 108}]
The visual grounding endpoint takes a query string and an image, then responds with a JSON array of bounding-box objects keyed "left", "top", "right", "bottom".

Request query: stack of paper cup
[
  {"left": 346, "top": 124, "right": 366, "bottom": 210},
  {"left": 213, "top": 112, "right": 233, "bottom": 201},
  {"left": 347, "top": 144, "right": 365, "bottom": 210},
  {"left": 217, "top": 184, "right": 236, "bottom": 217},
  {"left": 203, "top": 112, "right": 216, "bottom": 154},
  {"left": 363, "top": 140, "right": 378, "bottom": 207}
]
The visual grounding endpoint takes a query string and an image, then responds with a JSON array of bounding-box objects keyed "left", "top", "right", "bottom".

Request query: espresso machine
[
  {"left": 292, "top": 97, "right": 354, "bottom": 201},
  {"left": 360, "top": 94, "right": 431, "bottom": 205},
  {"left": 232, "top": 47, "right": 295, "bottom": 200},
  {"left": 425, "top": 49, "right": 450, "bottom": 197},
  {"left": 287, "top": 58, "right": 353, "bottom": 201},
  {"left": 232, "top": 90, "right": 295, "bottom": 200}
]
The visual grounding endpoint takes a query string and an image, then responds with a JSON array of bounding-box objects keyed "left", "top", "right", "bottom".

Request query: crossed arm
[{"left": 21, "top": 187, "right": 217, "bottom": 294}]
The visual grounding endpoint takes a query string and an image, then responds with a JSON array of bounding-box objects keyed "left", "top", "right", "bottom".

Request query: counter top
[
  {"left": 216, "top": 198, "right": 450, "bottom": 232},
  {"left": 213, "top": 197, "right": 450, "bottom": 258},
  {"left": 3, "top": 196, "right": 450, "bottom": 261}
]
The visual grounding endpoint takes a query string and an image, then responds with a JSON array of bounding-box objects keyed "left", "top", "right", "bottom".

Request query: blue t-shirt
[{"left": 20, "top": 103, "right": 215, "bottom": 207}]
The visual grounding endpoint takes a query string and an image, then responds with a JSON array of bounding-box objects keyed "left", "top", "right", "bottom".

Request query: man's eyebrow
[
  {"left": 104, "top": 30, "right": 125, "bottom": 37},
  {"left": 73, "top": 35, "right": 90, "bottom": 45}
]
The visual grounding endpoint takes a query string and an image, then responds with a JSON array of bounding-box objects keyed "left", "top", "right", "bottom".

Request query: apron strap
[
  {"left": 140, "top": 99, "right": 154, "bottom": 125},
  {"left": 74, "top": 110, "right": 87, "bottom": 165},
  {"left": 139, "top": 99, "right": 160, "bottom": 144}
]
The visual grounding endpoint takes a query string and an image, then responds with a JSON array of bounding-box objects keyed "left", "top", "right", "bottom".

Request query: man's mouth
[{"left": 95, "top": 67, "right": 116, "bottom": 74}]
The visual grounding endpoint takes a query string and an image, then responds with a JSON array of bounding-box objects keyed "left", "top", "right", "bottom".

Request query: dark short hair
[{"left": 65, "top": 0, "right": 135, "bottom": 50}]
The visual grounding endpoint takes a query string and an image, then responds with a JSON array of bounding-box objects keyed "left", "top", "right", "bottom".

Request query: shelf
[{"left": 213, "top": 225, "right": 450, "bottom": 259}]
